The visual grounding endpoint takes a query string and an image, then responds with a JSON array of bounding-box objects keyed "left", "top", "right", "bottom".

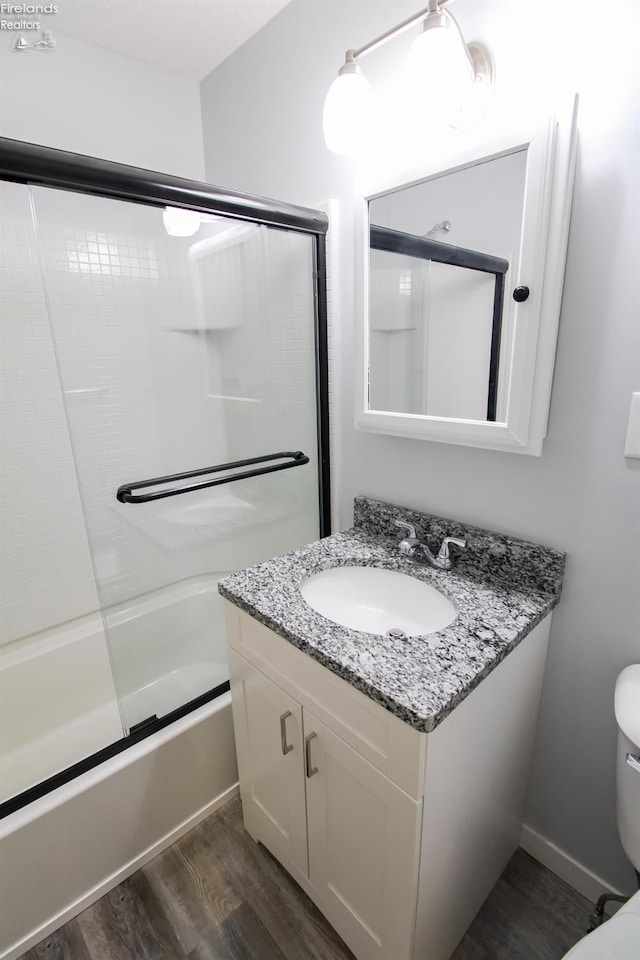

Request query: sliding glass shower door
[{"left": 30, "top": 186, "right": 323, "bottom": 735}]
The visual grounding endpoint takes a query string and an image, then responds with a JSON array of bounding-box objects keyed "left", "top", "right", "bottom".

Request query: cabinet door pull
[
  {"left": 305, "top": 731, "right": 318, "bottom": 778},
  {"left": 280, "top": 711, "right": 294, "bottom": 755}
]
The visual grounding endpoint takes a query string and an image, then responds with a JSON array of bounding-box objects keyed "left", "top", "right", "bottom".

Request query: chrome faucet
[{"left": 394, "top": 520, "right": 466, "bottom": 571}]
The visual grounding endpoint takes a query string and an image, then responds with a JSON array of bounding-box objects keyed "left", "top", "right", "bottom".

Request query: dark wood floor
[{"left": 20, "top": 794, "right": 593, "bottom": 960}]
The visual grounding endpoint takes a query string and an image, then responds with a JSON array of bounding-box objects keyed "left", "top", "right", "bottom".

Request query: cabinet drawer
[{"left": 224, "top": 602, "right": 426, "bottom": 799}]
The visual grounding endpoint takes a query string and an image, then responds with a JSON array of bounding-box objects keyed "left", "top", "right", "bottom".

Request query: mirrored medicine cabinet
[{"left": 355, "top": 99, "right": 578, "bottom": 455}]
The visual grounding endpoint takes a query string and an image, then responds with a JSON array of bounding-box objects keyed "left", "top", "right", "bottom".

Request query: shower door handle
[
  {"left": 280, "top": 711, "right": 294, "bottom": 756},
  {"left": 116, "top": 450, "right": 309, "bottom": 503}
]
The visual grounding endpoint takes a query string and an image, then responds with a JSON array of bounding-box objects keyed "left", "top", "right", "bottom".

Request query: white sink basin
[{"left": 300, "top": 565, "right": 456, "bottom": 637}]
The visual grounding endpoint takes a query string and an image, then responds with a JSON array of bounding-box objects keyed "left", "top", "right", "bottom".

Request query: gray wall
[
  {"left": 201, "top": 0, "right": 640, "bottom": 891},
  {"left": 0, "top": 31, "right": 205, "bottom": 179}
]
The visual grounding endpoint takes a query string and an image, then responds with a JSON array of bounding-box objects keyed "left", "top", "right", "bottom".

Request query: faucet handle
[
  {"left": 437, "top": 537, "right": 466, "bottom": 563},
  {"left": 395, "top": 519, "right": 417, "bottom": 540}
]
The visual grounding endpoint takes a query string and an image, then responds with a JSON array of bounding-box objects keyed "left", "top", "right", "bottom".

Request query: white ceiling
[{"left": 53, "top": 0, "right": 293, "bottom": 80}]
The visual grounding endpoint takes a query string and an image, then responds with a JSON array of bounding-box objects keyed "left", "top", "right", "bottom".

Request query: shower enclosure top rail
[
  {"left": 116, "top": 450, "right": 310, "bottom": 503},
  {"left": 0, "top": 137, "right": 329, "bottom": 235}
]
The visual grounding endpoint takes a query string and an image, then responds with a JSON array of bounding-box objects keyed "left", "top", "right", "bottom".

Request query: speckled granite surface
[{"left": 219, "top": 497, "right": 565, "bottom": 733}]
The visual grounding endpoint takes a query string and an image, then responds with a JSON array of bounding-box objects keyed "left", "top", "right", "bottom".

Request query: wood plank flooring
[{"left": 20, "top": 794, "right": 593, "bottom": 960}]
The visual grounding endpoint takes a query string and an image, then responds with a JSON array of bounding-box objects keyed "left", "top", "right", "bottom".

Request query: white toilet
[{"left": 563, "top": 664, "right": 640, "bottom": 959}]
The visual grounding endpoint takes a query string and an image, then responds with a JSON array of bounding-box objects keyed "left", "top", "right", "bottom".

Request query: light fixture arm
[{"left": 349, "top": 0, "right": 452, "bottom": 63}]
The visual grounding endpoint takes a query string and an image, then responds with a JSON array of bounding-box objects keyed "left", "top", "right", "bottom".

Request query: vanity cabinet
[
  {"left": 225, "top": 601, "right": 552, "bottom": 960},
  {"left": 229, "top": 647, "right": 421, "bottom": 958}
]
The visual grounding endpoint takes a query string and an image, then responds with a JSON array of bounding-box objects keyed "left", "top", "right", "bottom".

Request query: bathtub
[
  {"left": 106, "top": 575, "right": 233, "bottom": 731},
  {"left": 0, "top": 575, "right": 232, "bottom": 802},
  {"left": 0, "top": 577, "right": 238, "bottom": 960}
]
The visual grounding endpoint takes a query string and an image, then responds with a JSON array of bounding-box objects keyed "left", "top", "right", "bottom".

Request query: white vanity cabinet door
[
  {"left": 228, "top": 648, "right": 308, "bottom": 878},
  {"left": 303, "top": 708, "right": 422, "bottom": 960}
]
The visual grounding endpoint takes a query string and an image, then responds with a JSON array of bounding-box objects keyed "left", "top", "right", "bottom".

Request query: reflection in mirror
[
  {"left": 367, "top": 149, "right": 527, "bottom": 423},
  {"left": 369, "top": 228, "right": 508, "bottom": 419}
]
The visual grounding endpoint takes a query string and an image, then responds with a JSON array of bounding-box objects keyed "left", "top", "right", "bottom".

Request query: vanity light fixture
[{"left": 322, "top": 0, "right": 494, "bottom": 156}]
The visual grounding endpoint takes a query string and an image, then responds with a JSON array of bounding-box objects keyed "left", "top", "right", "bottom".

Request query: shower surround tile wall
[
  {"left": 1, "top": 177, "right": 323, "bottom": 802},
  {"left": 30, "top": 193, "right": 319, "bottom": 613},
  {"left": 0, "top": 182, "right": 102, "bottom": 645},
  {"left": 0, "top": 183, "right": 125, "bottom": 800},
  {"left": 2, "top": 184, "right": 320, "bottom": 650}
]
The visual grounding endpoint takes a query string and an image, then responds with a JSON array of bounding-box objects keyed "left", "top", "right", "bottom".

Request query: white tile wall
[
  {"left": 28, "top": 190, "right": 321, "bottom": 617},
  {"left": 1, "top": 182, "right": 323, "bottom": 715},
  {"left": 0, "top": 182, "right": 323, "bottom": 800},
  {"left": 209, "top": 226, "right": 320, "bottom": 534},
  {"left": 0, "top": 183, "right": 103, "bottom": 645}
]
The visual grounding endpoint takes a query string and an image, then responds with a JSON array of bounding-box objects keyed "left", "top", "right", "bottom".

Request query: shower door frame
[{"left": 0, "top": 137, "right": 331, "bottom": 817}]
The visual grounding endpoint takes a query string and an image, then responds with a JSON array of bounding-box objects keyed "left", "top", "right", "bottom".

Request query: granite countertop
[{"left": 219, "top": 496, "right": 565, "bottom": 733}]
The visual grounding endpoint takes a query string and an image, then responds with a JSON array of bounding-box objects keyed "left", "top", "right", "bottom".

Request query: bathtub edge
[{"left": 0, "top": 695, "right": 239, "bottom": 959}]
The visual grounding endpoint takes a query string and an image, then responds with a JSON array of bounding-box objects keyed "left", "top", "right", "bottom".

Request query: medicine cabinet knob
[{"left": 513, "top": 285, "right": 530, "bottom": 302}]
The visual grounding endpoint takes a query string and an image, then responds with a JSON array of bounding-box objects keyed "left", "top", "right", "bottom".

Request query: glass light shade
[
  {"left": 322, "top": 70, "right": 374, "bottom": 156},
  {"left": 406, "top": 19, "right": 474, "bottom": 126},
  {"left": 162, "top": 206, "right": 201, "bottom": 237}
]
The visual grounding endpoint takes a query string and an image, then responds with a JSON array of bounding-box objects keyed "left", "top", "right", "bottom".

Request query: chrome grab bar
[{"left": 116, "top": 450, "right": 309, "bottom": 503}]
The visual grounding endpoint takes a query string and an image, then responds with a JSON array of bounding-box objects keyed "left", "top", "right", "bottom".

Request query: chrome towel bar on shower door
[{"left": 116, "top": 450, "right": 309, "bottom": 503}]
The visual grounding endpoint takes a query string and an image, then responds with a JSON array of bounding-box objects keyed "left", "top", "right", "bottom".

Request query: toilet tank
[{"left": 615, "top": 665, "right": 640, "bottom": 874}]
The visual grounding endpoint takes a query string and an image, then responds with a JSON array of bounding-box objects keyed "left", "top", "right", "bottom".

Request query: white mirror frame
[{"left": 355, "top": 98, "right": 578, "bottom": 455}]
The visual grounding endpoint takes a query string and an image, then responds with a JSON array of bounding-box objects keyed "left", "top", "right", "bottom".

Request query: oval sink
[{"left": 300, "top": 565, "right": 456, "bottom": 637}]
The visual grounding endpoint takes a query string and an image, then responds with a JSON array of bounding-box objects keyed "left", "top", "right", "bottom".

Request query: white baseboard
[
  {"left": 520, "top": 823, "right": 625, "bottom": 905},
  {"left": 3, "top": 783, "right": 239, "bottom": 960}
]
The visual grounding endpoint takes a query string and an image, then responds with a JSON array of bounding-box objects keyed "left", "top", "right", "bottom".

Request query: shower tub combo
[{"left": 0, "top": 139, "right": 329, "bottom": 959}]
